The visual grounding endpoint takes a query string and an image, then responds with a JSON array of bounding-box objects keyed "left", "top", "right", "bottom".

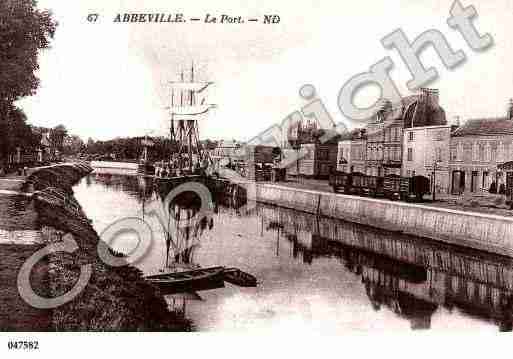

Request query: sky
[{"left": 16, "top": 0, "right": 513, "bottom": 141}]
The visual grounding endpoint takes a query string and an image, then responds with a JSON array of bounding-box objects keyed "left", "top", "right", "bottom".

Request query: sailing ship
[{"left": 144, "top": 64, "right": 216, "bottom": 179}]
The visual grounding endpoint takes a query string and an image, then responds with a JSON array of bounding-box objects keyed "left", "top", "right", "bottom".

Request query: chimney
[
  {"left": 379, "top": 98, "right": 392, "bottom": 113},
  {"left": 376, "top": 99, "right": 392, "bottom": 122},
  {"left": 420, "top": 88, "right": 439, "bottom": 108},
  {"left": 508, "top": 99, "right": 513, "bottom": 120},
  {"left": 451, "top": 115, "right": 460, "bottom": 132}
]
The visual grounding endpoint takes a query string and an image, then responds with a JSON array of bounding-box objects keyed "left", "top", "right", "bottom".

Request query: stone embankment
[{"left": 250, "top": 183, "right": 513, "bottom": 257}]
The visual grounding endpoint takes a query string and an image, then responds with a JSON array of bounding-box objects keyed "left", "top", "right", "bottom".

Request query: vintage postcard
[{"left": 0, "top": 0, "right": 512, "bottom": 355}]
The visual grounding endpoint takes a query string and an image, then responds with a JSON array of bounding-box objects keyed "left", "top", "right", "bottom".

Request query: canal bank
[
  {"left": 1, "top": 163, "right": 191, "bottom": 331},
  {"left": 248, "top": 182, "right": 513, "bottom": 257}
]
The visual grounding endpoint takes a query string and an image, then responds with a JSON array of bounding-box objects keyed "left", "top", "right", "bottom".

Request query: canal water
[{"left": 74, "top": 171, "right": 513, "bottom": 332}]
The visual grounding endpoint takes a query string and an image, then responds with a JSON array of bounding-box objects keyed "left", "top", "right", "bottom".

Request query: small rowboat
[
  {"left": 223, "top": 268, "right": 258, "bottom": 287},
  {"left": 145, "top": 266, "right": 225, "bottom": 294}
]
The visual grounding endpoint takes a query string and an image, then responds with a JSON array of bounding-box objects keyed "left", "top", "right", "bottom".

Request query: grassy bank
[
  {"left": 0, "top": 244, "right": 51, "bottom": 331},
  {"left": 26, "top": 163, "right": 192, "bottom": 331}
]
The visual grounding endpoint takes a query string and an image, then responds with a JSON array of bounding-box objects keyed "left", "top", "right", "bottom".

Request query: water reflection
[
  {"left": 258, "top": 205, "right": 513, "bottom": 331},
  {"left": 90, "top": 172, "right": 218, "bottom": 319},
  {"left": 74, "top": 172, "right": 513, "bottom": 332}
]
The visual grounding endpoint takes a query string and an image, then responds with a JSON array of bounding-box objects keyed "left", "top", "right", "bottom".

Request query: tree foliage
[
  {"left": 85, "top": 136, "right": 220, "bottom": 161},
  {"left": 0, "top": 0, "right": 57, "bottom": 162},
  {"left": 0, "top": 105, "right": 40, "bottom": 158},
  {"left": 0, "top": 0, "right": 57, "bottom": 104},
  {"left": 49, "top": 124, "right": 67, "bottom": 154}
]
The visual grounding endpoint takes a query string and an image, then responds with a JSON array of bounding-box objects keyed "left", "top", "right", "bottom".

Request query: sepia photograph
[{"left": 1, "top": 0, "right": 513, "bottom": 355}]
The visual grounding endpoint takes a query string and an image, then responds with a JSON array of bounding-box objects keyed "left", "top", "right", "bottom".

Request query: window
[
  {"left": 450, "top": 144, "right": 457, "bottom": 161},
  {"left": 491, "top": 144, "right": 497, "bottom": 162},
  {"left": 458, "top": 142, "right": 464, "bottom": 161},
  {"left": 355, "top": 146, "right": 363, "bottom": 161},
  {"left": 408, "top": 131, "right": 414, "bottom": 141},
  {"left": 407, "top": 148, "right": 413, "bottom": 161},
  {"left": 433, "top": 130, "right": 444, "bottom": 141},
  {"left": 479, "top": 143, "right": 485, "bottom": 162},
  {"left": 436, "top": 147, "right": 443, "bottom": 162}
]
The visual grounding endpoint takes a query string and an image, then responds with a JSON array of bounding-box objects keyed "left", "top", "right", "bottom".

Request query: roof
[
  {"left": 368, "top": 93, "right": 446, "bottom": 128},
  {"left": 216, "top": 140, "right": 238, "bottom": 148},
  {"left": 338, "top": 128, "right": 366, "bottom": 141},
  {"left": 451, "top": 117, "right": 513, "bottom": 137}
]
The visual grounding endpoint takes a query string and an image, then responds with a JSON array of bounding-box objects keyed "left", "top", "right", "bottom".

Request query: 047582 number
[{"left": 7, "top": 340, "right": 39, "bottom": 350}]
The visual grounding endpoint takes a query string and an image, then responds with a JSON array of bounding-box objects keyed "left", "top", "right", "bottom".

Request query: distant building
[
  {"left": 337, "top": 129, "right": 366, "bottom": 173},
  {"left": 211, "top": 140, "right": 244, "bottom": 163},
  {"left": 449, "top": 108, "right": 513, "bottom": 194},
  {"left": 365, "top": 88, "right": 446, "bottom": 177},
  {"left": 31, "top": 127, "right": 52, "bottom": 163},
  {"left": 365, "top": 113, "right": 385, "bottom": 177},
  {"left": 402, "top": 125, "right": 452, "bottom": 194},
  {"left": 297, "top": 143, "right": 338, "bottom": 178}
]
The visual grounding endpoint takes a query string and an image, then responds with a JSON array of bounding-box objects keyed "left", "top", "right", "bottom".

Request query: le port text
[{"left": 111, "top": 13, "right": 280, "bottom": 24}]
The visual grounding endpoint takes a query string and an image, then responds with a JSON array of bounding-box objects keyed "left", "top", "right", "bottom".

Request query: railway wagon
[
  {"left": 383, "top": 175, "right": 411, "bottom": 200},
  {"left": 328, "top": 171, "right": 351, "bottom": 193},
  {"left": 362, "top": 175, "right": 384, "bottom": 197},
  {"left": 245, "top": 145, "right": 277, "bottom": 182},
  {"left": 329, "top": 171, "right": 430, "bottom": 201},
  {"left": 349, "top": 172, "right": 367, "bottom": 195}
]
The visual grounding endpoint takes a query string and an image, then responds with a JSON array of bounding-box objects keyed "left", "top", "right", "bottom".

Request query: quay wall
[
  {"left": 250, "top": 183, "right": 513, "bottom": 257},
  {"left": 89, "top": 160, "right": 139, "bottom": 170}
]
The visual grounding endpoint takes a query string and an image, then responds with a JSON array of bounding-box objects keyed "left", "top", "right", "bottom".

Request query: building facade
[
  {"left": 365, "top": 119, "right": 385, "bottom": 177},
  {"left": 402, "top": 125, "right": 452, "bottom": 194},
  {"left": 299, "top": 143, "right": 338, "bottom": 178},
  {"left": 365, "top": 88, "right": 447, "bottom": 177},
  {"left": 337, "top": 129, "right": 366, "bottom": 174},
  {"left": 449, "top": 117, "right": 513, "bottom": 195}
]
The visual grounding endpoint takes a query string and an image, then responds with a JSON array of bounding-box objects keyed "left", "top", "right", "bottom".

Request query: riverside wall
[
  {"left": 250, "top": 183, "right": 513, "bottom": 257},
  {"left": 26, "top": 163, "right": 191, "bottom": 331}
]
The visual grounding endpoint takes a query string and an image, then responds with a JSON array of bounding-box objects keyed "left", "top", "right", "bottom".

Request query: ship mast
[{"left": 165, "top": 63, "right": 216, "bottom": 173}]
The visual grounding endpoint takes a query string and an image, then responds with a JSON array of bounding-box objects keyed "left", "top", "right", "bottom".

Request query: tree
[
  {"left": 0, "top": 1, "right": 57, "bottom": 106},
  {"left": 49, "top": 124, "right": 67, "bottom": 155},
  {"left": 0, "top": 105, "right": 38, "bottom": 161},
  {"left": 202, "top": 139, "right": 218, "bottom": 150},
  {"left": 62, "top": 135, "right": 85, "bottom": 155},
  {"left": 0, "top": 1, "right": 57, "bottom": 162}
]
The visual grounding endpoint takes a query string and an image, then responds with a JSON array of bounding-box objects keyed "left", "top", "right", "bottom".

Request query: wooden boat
[
  {"left": 145, "top": 266, "right": 225, "bottom": 294},
  {"left": 223, "top": 268, "right": 258, "bottom": 287}
]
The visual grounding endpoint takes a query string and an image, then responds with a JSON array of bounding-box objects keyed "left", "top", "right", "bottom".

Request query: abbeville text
[{"left": 113, "top": 13, "right": 185, "bottom": 23}]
